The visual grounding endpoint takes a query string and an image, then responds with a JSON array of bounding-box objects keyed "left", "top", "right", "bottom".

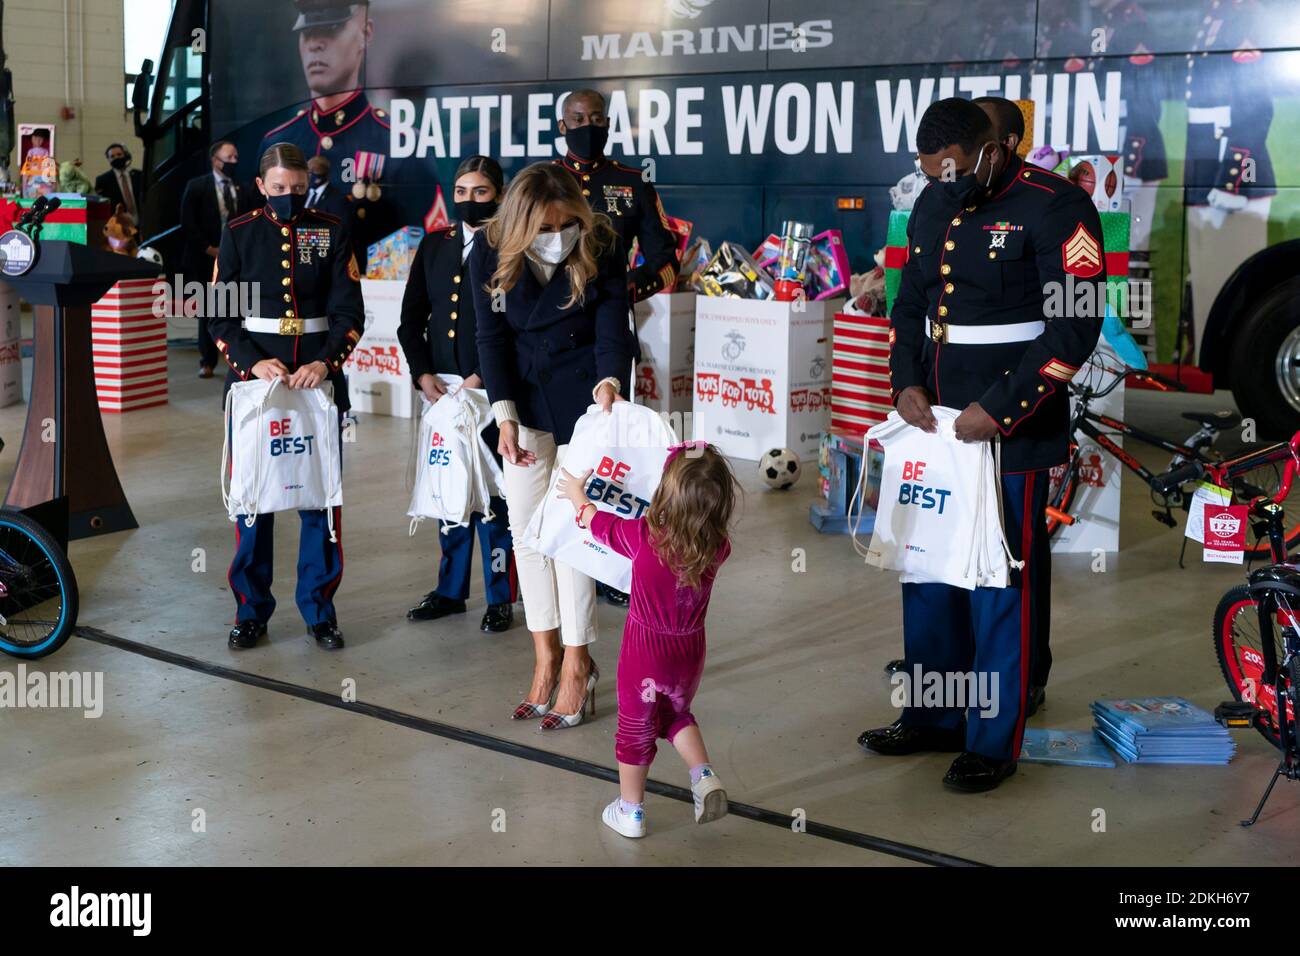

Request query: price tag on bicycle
[
  {"left": 1183, "top": 480, "right": 1232, "bottom": 544},
  {"left": 1201, "top": 503, "right": 1249, "bottom": 564}
]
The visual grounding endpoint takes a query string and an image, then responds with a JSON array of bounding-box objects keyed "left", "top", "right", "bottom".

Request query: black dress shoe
[
  {"left": 228, "top": 621, "right": 267, "bottom": 650},
  {"left": 943, "top": 752, "right": 1018, "bottom": 793},
  {"left": 309, "top": 621, "right": 345, "bottom": 650},
  {"left": 480, "top": 602, "right": 513, "bottom": 633},
  {"left": 596, "top": 582, "right": 630, "bottom": 608},
  {"left": 858, "top": 722, "right": 966, "bottom": 756},
  {"left": 406, "top": 592, "right": 467, "bottom": 621},
  {"left": 1025, "top": 685, "right": 1046, "bottom": 718},
  {"left": 884, "top": 658, "right": 905, "bottom": 674}
]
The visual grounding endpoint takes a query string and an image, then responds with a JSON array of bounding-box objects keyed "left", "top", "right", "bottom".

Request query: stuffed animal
[
  {"left": 58, "top": 159, "right": 94, "bottom": 196},
  {"left": 104, "top": 204, "right": 139, "bottom": 256}
]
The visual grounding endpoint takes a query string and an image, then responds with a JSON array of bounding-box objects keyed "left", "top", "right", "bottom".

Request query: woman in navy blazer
[{"left": 469, "top": 162, "right": 632, "bottom": 730}]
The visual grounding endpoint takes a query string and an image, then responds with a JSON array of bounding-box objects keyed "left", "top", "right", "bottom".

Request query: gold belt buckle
[
  {"left": 279, "top": 317, "right": 304, "bottom": 336},
  {"left": 930, "top": 319, "right": 947, "bottom": 344}
]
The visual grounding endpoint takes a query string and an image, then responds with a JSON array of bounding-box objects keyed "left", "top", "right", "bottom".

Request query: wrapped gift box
[
  {"left": 831, "top": 311, "right": 892, "bottom": 435},
  {"left": 691, "top": 296, "right": 840, "bottom": 461},
  {"left": 633, "top": 291, "right": 695, "bottom": 419},
  {"left": 17, "top": 195, "right": 111, "bottom": 247},
  {"left": 92, "top": 278, "right": 168, "bottom": 413}
]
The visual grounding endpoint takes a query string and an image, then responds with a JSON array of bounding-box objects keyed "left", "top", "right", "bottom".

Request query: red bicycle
[
  {"left": 1046, "top": 363, "right": 1300, "bottom": 559},
  {"left": 1150, "top": 434, "right": 1300, "bottom": 824}
]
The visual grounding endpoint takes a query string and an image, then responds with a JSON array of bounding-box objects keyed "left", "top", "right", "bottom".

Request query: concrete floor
[{"left": 2, "top": 348, "right": 1298, "bottom": 866}]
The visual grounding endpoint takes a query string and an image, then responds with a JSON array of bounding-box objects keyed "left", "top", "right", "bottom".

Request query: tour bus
[{"left": 134, "top": 0, "right": 1300, "bottom": 436}]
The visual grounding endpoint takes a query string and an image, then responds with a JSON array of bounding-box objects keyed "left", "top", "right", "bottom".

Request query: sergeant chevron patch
[{"left": 1062, "top": 223, "right": 1102, "bottom": 278}]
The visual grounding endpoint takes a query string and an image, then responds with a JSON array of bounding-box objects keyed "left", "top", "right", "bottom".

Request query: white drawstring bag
[
  {"left": 222, "top": 378, "right": 343, "bottom": 541},
  {"left": 852, "top": 407, "right": 1022, "bottom": 590},
  {"left": 519, "top": 401, "right": 677, "bottom": 592},
  {"left": 407, "top": 375, "right": 503, "bottom": 535}
]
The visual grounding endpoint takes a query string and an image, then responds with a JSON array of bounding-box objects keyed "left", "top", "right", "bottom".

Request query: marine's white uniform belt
[
  {"left": 243, "top": 316, "right": 329, "bottom": 335},
  {"left": 926, "top": 318, "right": 1045, "bottom": 345}
]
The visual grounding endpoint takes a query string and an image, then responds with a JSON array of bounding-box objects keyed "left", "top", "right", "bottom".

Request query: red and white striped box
[
  {"left": 92, "top": 277, "right": 168, "bottom": 413},
  {"left": 831, "top": 311, "right": 893, "bottom": 434}
]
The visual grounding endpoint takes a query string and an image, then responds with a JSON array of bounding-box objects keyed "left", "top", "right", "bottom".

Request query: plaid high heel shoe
[
  {"left": 539, "top": 662, "right": 600, "bottom": 731},
  {"left": 512, "top": 666, "right": 560, "bottom": 720}
]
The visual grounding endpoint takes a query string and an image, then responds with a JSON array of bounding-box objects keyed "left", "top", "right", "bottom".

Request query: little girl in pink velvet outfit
[{"left": 556, "top": 441, "right": 738, "bottom": 838}]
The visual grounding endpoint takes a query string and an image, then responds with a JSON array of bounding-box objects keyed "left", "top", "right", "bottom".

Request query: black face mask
[
  {"left": 927, "top": 143, "right": 1000, "bottom": 206},
  {"left": 565, "top": 123, "right": 608, "bottom": 161},
  {"left": 110, "top": 155, "right": 131, "bottom": 171},
  {"left": 455, "top": 198, "right": 499, "bottom": 227},
  {"left": 220, "top": 159, "right": 240, "bottom": 179},
  {"left": 309, "top": 173, "right": 327, "bottom": 190},
  {"left": 265, "top": 191, "right": 306, "bottom": 221}
]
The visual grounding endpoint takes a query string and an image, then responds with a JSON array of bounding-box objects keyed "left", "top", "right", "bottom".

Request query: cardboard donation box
[
  {"left": 346, "top": 278, "right": 413, "bottom": 418},
  {"left": 633, "top": 291, "right": 694, "bottom": 417},
  {"left": 692, "top": 297, "right": 840, "bottom": 461},
  {"left": 91, "top": 277, "right": 168, "bottom": 413}
]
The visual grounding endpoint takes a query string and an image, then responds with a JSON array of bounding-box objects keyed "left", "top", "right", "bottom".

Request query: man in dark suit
[
  {"left": 95, "top": 144, "right": 144, "bottom": 224},
  {"left": 305, "top": 155, "right": 349, "bottom": 219},
  {"left": 181, "top": 140, "right": 249, "bottom": 377}
]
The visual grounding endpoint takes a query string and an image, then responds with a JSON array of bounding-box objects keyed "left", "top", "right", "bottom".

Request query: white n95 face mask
[{"left": 530, "top": 223, "right": 580, "bottom": 264}]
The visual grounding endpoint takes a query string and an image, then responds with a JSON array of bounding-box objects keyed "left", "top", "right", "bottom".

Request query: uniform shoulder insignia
[
  {"left": 308, "top": 208, "right": 341, "bottom": 224},
  {"left": 1019, "top": 165, "right": 1071, "bottom": 191},
  {"left": 347, "top": 253, "right": 362, "bottom": 283},
  {"left": 228, "top": 210, "right": 260, "bottom": 228},
  {"left": 375, "top": 108, "right": 387, "bottom": 118},
  {"left": 1062, "top": 222, "right": 1103, "bottom": 278},
  {"left": 609, "top": 160, "right": 640, "bottom": 175}
]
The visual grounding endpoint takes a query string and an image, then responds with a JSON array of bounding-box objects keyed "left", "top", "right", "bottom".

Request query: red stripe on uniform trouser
[
  {"left": 1012, "top": 473, "right": 1036, "bottom": 757},
  {"left": 323, "top": 506, "right": 344, "bottom": 603}
]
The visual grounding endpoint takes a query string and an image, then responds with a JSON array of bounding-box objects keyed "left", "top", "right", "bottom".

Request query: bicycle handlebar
[
  {"left": 1128, "top": 369, "right": 1189, "bottom": 393},
  {"left": 1150, "top": 460, "right": 1205, "bottom": 496}
]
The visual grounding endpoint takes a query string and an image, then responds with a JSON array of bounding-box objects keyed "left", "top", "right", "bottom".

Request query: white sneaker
[
  {"left": 691, "top": 769, "right": 728, "bottom": 824},
  {"left": 602, "top": 798, "right": 647, "bottom": 839}
]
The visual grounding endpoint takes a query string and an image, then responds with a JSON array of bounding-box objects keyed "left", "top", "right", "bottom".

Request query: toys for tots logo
[
  {"left": 585, "top": 456, "right": 650, "bottom": 518},
  {"left": 268, "top": 416, "right": 316, "bottom": 457},
  {"left": 693, "top": 372, "right": 775, "bottom": 413}
]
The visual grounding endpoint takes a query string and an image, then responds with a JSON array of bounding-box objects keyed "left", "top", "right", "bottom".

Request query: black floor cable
[{"left": 76, "top": 626, "right": 987, "bottom": 868}]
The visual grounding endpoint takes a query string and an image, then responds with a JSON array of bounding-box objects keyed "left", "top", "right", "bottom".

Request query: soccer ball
[
  {"left": 759, "top": 448, "right": 801, "bottom": 490},
  {"left": 136, "top": 246, "right": 164, "bottom": 268}
]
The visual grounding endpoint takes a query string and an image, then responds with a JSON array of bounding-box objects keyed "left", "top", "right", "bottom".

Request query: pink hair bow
[{"left": 665, "top": 440, "right": 709, "bottom": 465}]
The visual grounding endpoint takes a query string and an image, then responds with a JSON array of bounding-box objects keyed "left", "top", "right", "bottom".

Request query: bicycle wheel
[
  {"left": 0, "top": 510, "right": 78, "bottom": 659},
  {"left": 1228, "top": 456, "right": 1300, "bottom": 557},
  {"left": 1045, "top": 442, "right": 1079, "bottom": 538},
  {"left": 1214, "top": 584, "right": 1292, "bottom": 749}
]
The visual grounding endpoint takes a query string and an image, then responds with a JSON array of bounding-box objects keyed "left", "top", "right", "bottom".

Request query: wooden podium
[{"left": 3, "top": 241, "right": 160, "bottom": 538}]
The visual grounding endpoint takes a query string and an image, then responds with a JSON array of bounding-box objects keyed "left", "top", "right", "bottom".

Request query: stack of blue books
[{"left": 1091, "top": 697, "right": 1236, "bottom": 765}]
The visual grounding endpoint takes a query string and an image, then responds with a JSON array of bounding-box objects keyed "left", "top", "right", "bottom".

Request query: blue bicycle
[{"left": 0, "top": 506, "right": 78, "bottom": 659}]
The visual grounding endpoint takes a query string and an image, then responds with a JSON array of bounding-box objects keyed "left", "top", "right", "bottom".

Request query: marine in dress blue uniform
[
  {"left": 397, "top": 223, "right": 517, "bottom": 632},
  {"left": 210, "top": 199, "right": 365, "bottom": 649},
  {"left": 860, "top": 98, "right": 1104, "bottom": 792}
]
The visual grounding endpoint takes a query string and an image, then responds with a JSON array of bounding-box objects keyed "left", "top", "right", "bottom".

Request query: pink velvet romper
[{"left": 588, "top": 509, "right": 731, "bottom": 766}]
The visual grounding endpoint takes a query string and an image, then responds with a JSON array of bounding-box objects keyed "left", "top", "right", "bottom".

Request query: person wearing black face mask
[
  {"left": 95, "top": 143, "right": 144, "bottom": 224},
  {"left": 858, "top": 97, "right": 1105, "bottom": 794},
  {"left": 182, "top": 140, "right": 252, "bottom": 377},
  {"left": 553, "top": 89, "right": 679, "bottom": 308},
  {"left": 304, "top": 154, "right": 349, "bottom": 220},
  {"left": 553, "top": 88, "right": 678, "bottom": 610},
  {"left": 397, "top": 155, "right": 516, "bottom": 634},
  {"left": 208, "top": 142, "right": 366, "bottom": 653}
]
